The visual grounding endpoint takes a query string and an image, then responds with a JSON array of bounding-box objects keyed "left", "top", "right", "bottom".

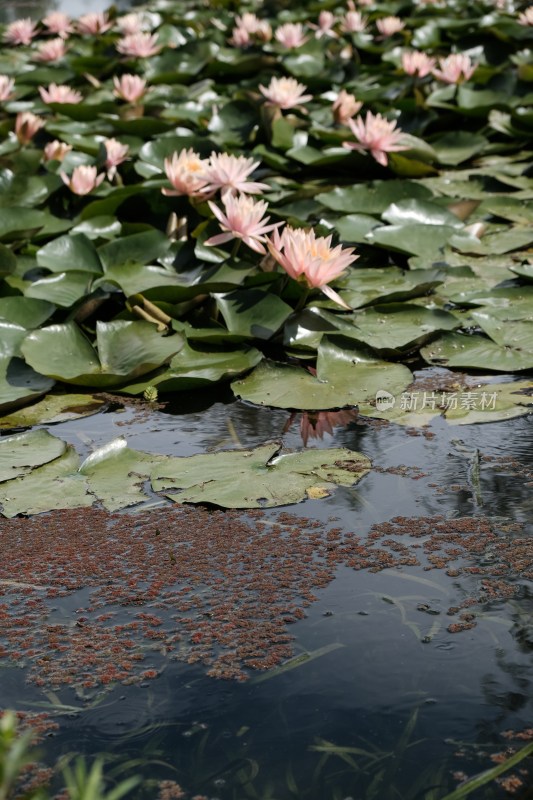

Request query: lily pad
[
  {"left": 151, "top": 442, "right": 371, "bottom": 508},
  {"left": 79, "top": 437, "right": 167, "bottom": 511},
  {"left": 316, "top": 180, "right": 433, "bottom": 215},
  {"left": 0, "top": 429, "right": 66, "bottom": 483},
  {"left": 21, "top": 321, "right": 184, "bottom": 387},
  {"left": 0, "top": 393, "right": 106, "bottom": 430},
  {"left": 120, "top": 340, "right": 263, "bottom": 394},
  {"left": 358, "top": 379, "right": 532, "bottom": 426},
  {"left": 37, "top": 234, "right": 103, "bottom": 274},
  {"left": 232, "top": 336, "right": 413, "bottom": 410},
  {"left": 421, "top": 332, "right": 533, "bottom": 371},
  {"left": 214, "top": 289, "right": 293, "bottom": 340},
  {"left": 0, "top": 444, "right": 91, "bottom": 518}
]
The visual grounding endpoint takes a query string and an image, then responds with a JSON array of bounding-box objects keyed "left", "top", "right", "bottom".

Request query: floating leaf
[
  {"left": 214, "top": 289, "right": 293, "bottom": 340},
  {"left": 0, "top": 393, "right": 106, "bottom": 430},
  {"left": 151, "top": 442, "right": 371, "bottom": 508},
  {"left": 232, "top": 336, "right": 412, "bottom": 410},
  {"left": 21, "top": 321, "right": 184, "bottom": 387},
  {"left": 421, "top": 332, "right": 533, "bottom": 371},
  {"left": 0, "top": 445, "right": 91, "bottom": 518},
  {"left": 120, "top": 340, "right": 262, "bottom": 394},
  {"left": 0, "top": 429, "right": 66, "bottom": 483},
  {"left": 317, "top": 180, "right": 433, "bottom": 214},
  {"left": 37, "top": 234, "right": 103, "bottom": 274},
  {"left": 79, "top": 437, "right": 167, "bottom": 511}
]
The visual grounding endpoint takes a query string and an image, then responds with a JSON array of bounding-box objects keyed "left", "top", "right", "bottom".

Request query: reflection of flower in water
[{"left": 287, "top": 409, "right": 359, "bottom": 445}]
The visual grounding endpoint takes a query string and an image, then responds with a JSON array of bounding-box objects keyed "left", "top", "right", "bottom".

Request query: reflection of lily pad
[{"left": 152, "top": 442, "right": 371, "bottom": 508}]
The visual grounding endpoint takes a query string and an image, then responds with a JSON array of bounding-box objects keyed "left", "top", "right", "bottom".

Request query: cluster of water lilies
[{"left": 0, "top": 0, "right": 531, "bottom": 413}]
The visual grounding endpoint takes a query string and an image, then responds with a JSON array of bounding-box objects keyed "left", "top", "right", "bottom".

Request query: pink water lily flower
[
  {"left": 60, "top": 165, "right": 105, "bottom": 195},
  {"left": 268, "top": 226, "right": 357, "bottom": 308},
  {"left": 341, "top": 11, "right": 368, "bottom": 33},
  {"left": 401, "top": 50, "right": 436, "bottom": 77},
  {"left": 103, "top": 138, "right": 129, "bottom": 179},
  {"left": 113, "top": 74, "right": 147, "bottom": 103},
  {"left": 432, "top": 53, "right": 476, "bottom": 83},
  {"left": 34, "top": 38, "right": 68, "bottom": 62},
  {"left": 344, "top": 111, "right": 407, "bottom": 166},
  {"left": 229, "top": 26, "right": 251, "bottom": 47},
  {"left": 332, "top": 90, "right": 362, "bottom": 125},
  {"left": 311, "top": 11, "right": 337, "bottom": 39},
  {"left": 234, "top": 12, "right": 271, "bottom": 40},
  {"left": 201, "top": 153, "right": 269, "bottom": 197},
  {"left": 116, "top": 32, "right": 162, "bottom": 58},
  {"left": 42, "top": 12, "right": 73, "bottom": 37},
  {"left": 39, "top": 83, "right": 83, "bottom": 104},
  {"left": 0, "top": 75, "right": 15, "bottom": 102},
  {"left": 76, "top": 12, "right": 112, "bottom": 35},
  {"left": 15, "top": 111, "right": 45, "bottom": 144},
  {"left": 205, "top": 194, "right": 280, "bottom": 254},
  {"left": 376, "top": 16, "right": 405, "bottom": 36},
  {"left": 162, "top": 149, "right": 209, "bottom": 197},
  {"left": 116, "top": 13, "right": 145, "bottom": 35},
  {"left": 43, "top": 140, "right": 72, "bottom": 162},
  {"left": 259, "top": 76, "right": 312, "bottom": 110},
  {"left": 4, "top": 18, "right": 38, "bottom": 45},
  {"left": 274, "top": 22, "right": 308, "bottom": 49},
  {"left": 518, "top": 6, "right": 533, "bottom": 24}
]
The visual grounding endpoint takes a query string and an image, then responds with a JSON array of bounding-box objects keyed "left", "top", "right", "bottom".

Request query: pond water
[{"left": 1, "top": 381, "right": 532, "bottom": 799}]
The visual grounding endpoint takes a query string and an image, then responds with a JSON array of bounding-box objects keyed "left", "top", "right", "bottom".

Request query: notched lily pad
[
  {"left": 151, "top": 442, "right": 372, "bottom": 508},
  {"left": 21, "top": 320, "right": 184, "bottom": 387},
  {"left": 232, "top": 336, "right": 413, "bottom": 410}
]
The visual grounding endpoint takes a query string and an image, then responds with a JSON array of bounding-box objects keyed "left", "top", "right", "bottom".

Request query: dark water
[{"left": 2, "top": 384, "right": 532, "bottom": 800}]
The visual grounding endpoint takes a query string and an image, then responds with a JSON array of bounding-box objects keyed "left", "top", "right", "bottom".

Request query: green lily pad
[
  {"left": 0, "top": 393, "right": 106, "bottom": 430},
  {"left": 120, "top": 340, "right": 263, "bottom": 394},
  {"left": 381, "top": 199, "right": 464, "bottom": 228},
  {"left": 151, "top": 442, "right": 371, "bottom": 508},
  {"left": 232, "top": 336, "right": 413, "bottom": 410},
  {"left": 339, "top": 268, "right": 443, "bottom": 309},
  {"left": 79, "top": 437, "right": 167, "bottom": 511},
  {"left": 430, "top": 131, "right": 488, "bottom": 166},
  {"left": 358, "top": 379, "right": 532, "bottom": 426},
  {"left": 24, "top": 272, "right": 97, "bottom": 308},
  {"left": 208, "top": 100, "right": 258, "bottom": 147},
  {"left": 421, "top": 332, "right": 533, "bottom": 371},
  {"left": 37, "top": 234, "right": 103, "bottom": 274},
  {"left": 0, "top": 297, "right": 55, "bottom": 328},
  {"left": 0, "top": 444, "right": 91, "bottom": 518},
  {"left": 0, "top": 208, "right": 71, "bottom": 242},
  {"left": 21, "top": 321, "right": 184, "bottom": 387},
  {"left": 214, "top": 289, "right": 293, "bottom": 340},
  {"left": 98, "top": 229, "right": 172, "bottom": 271},
  {"left": 316, "top": 180, "right": 433, "bottom": 215},
  {"left": 0, "top": 322, "right": 55, "bottom": 412},
  {"left": 0, "top": 429, "right": 66, "bottom": 483}
]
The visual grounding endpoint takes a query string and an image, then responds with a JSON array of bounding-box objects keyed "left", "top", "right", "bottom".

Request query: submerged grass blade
[
  {"left": 250, "top": 643, "right": 344, "bottom": 683},
  {"left": 439, "top": 741, "right": 533, "bottom": 800}
]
